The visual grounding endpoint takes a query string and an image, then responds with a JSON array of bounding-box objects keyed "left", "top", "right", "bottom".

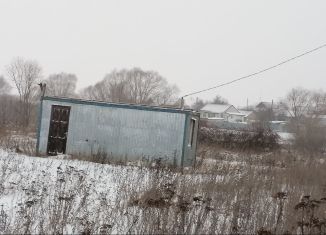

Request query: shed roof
[
  {"left": 42, "top": 96, "right": 197, "bottom": 115},
  {"left": 201, "top": 104, "right": 236, "bottom": 113}
]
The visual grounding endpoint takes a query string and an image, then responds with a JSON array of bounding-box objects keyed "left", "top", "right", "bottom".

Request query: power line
[{"left": 181, "top": 43, "right": 326, "bottom": 98}]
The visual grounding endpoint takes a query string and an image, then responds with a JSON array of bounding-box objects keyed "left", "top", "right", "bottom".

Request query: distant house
[
  {"left": 255, "top": 102, "right": 276, "bottom": 111},
  {"left": 238, "top": 110, "right": 256, "bottom": 123},
  {"left": 255, "top": 101, "right": 291, "bottom": 121},
  {"left": 200, "top": 104, "right": 245, "bottom": 122}
]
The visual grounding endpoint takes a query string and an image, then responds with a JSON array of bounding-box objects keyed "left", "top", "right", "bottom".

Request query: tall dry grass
[{"left": 0, "top": 133, "right": 325, "bottom": 234}]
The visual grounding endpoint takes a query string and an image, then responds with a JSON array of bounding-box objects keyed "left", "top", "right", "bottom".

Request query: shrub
[
  {"left": 291, "top": 117, "right": 326, "bottom": 153},
  {"left": 198, "top": 125, "right": 279, "bottom": 151}
]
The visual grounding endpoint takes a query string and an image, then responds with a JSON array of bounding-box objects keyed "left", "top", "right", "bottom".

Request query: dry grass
[
  {"left": 0, "top": 133, "right": 36, "bottom": 156},
  {"left": 0, "top": 133, "right": 326, "bottom": 234}
]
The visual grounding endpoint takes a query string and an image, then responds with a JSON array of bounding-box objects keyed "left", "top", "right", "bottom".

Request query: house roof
[
  {"left": 256, "top": 102, "right": 273, "bottom": 109},
  {"left": 201, "top": 104, "right": 237, "bottom": 113},
  {"left": 239, "top": 110, "right": 254, "bottom": 117}
]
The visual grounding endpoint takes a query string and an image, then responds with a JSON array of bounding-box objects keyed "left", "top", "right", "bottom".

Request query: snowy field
[
  {"left": 0, "top": 148, "right": 245, "bottom": 234},
  {"left": 0, "top": 147, "right": 325, "bottom": 234},
  {"left": 0, "top": 148, "right": 161, "bottom": 233}
]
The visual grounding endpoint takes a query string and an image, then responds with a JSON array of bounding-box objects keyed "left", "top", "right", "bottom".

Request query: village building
[
  {"left": 255, "top": 101, "right": 274, "bottom": 111},
  {"left": 200, "top": 104, "right": 248, "bottom": 122},
  {"left": 36, "top": 96, "right": 200, "bottom": 167},
  {"left": 238, "top": 110, "right": 256, "bottom": 123},
  {"left": 255, "top": 101, "right": 291, "bottom": 121}
]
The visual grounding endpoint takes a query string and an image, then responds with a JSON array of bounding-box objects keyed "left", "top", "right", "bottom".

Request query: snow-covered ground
[
  {"left": 0, "top": 148, "right": 235, "bottom": 234},
  {"left": 0, "top": 149, "right": 159, "bottom": 233},
  {"left": 277, "top": 132, "right": 294, "bottom": 144},
  {"left": 0, "top": 147, "right": 246, "bottom": 234},
  {"left": 0, "top": 146, "right": 324, "bottom": 234}
]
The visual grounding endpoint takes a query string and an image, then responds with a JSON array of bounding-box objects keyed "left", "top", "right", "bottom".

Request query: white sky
[{"left": 0, "top": 0, "right": 325, "bottom": 107}]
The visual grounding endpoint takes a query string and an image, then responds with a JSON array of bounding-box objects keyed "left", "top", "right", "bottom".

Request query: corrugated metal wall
[{"left": 38, "top": 98, "right": 196, "bottom": 166}]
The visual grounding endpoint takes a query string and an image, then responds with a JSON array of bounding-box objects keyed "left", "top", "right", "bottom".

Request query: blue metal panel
[
  {"left": 38, "top": 98, "right": 197, "bottom": 166},
  {"left": 36, "top": 99, "right": 44, "bottom": 155}
]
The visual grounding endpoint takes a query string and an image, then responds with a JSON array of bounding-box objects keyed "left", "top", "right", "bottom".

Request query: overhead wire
[{"left": 181, "top": 43, "right": 326, "bottom": 98}]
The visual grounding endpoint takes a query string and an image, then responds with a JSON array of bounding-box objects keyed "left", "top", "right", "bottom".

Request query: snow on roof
[
  {"left": 239, "top": 110, "right": 253, "bottom": 117},
  {"left": 270, "top": 121, "right": 287, "bottom": 124},
  {"left": 207, "top": 117, "right": 224, "bottom": 120},
  {"left": 226, "top": 112, "right": 246, "bottom": 116},
  {"left": 200, "top": 104, "right": 234, "bottom": 113}
]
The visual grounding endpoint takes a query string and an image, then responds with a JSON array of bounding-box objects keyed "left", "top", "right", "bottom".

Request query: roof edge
[
  {"left": 42, "top": 96, "right": 196, "bottom": 114},
  {"left": 201, "top": 104, "right": 240, "bottom": 113}
]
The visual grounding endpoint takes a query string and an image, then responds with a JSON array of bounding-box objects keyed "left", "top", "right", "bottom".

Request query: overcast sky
[{"left": 0, "top": 0, "right": 325, "bottom": 107}]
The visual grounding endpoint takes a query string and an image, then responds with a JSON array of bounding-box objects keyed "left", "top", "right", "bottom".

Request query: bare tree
[
  {"left": 0, "top": 77, "right": 13, "bottom": 127},
  {"left": 125, "top": 68, "right": 176, "bottom": 105},
  {"left": 44, "top": 73, "right": 77, "bottom": 97},
  {"left": 191, "top": 98, "right": 206, "bottom": 111},
  {"left": 79, "top": 85, "right": 97, "bottom": 100},
  {"left": 79, "top": 68, "right": 179, "bottom": 105},
  {"left": 212, "top": 95, "right": 228, "bottom": 105},
  {"left": 79, "top": 70, "right": 128, "bottom": 102},
  {"left": 0, "top": 76, "right": 11, "bottom": 94},
  {"left": 0, "top": 95, "right": 21, "bottom": 128},
  {"left": 6, "top": 58, "right": 42, "bottom": 127},
  {"left": 281, "top": 88, "right": 326, "bottom": 151},
  {"left": 310, "top": 90, "right": 326, "bottom": 115},
  {"left": 281, "top": 87, "right": 311, "bottom": 121},
  {"left": 101, "top": 69, "right": 129, "bottom": 102}
]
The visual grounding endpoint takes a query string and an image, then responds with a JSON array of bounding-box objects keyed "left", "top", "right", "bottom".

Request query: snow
[
  {"left": 226, "top": 112, "right": 246, "bottom": 116},
  {"left": 277, "top": 132, "right": 294, "bottom": 144},
  {"left": 238, "top": 110, "right": 253, "bottom": 117},
  {"left": 201, "top": 104, "right": 233, "bottom": 113},
  {"left": 0, "top": 146, "right": 289, "bottom": 234},
  {"left": 0, "top": 148, "right": 232, "bottom": 233},
  {"left": 0, "top": 149, "right": 157, "bottom": 233},
  {"left": 207, "top": 117, "right": 224, "bottom": 120}
]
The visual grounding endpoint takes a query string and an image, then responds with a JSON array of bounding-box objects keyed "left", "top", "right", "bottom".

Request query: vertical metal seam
[
  {"left": 64, "top": 107, "right": 71, "bottom": 154},
  {"left": 36, "top": 98, "right": 43, "bottom": 155},
  {"left": 193, "top": 115, "right": 200, "bottom": 167},
  {"left": 181, "top": 113, "right": 189, "bottom": 167}
]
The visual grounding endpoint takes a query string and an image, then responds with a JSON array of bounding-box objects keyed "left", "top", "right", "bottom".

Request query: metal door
[{"left": 47, "top": 105, "right": 71, "bottom": 155}]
